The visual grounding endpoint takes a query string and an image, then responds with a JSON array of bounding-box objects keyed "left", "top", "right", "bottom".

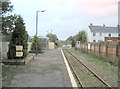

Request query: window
[
  {"left": 93, "top": 40, "right": 96, "bottom": 42},
  {"left": 93, "top": 33, "right": 96, "bottom": 36},
  {"left": 98, "top": 40, "right": 103, "bottom": 42},
  {"left": 119, "top": 34, "right": 120, "bottom": 37},
  {"left": 100, "top": 33, "right": 102, "bottom": 36},
  {"left": 108, "top": 34, "right": 111, "bottom": 37}
]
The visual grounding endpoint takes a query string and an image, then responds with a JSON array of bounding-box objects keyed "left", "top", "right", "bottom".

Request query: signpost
[{"left": 76, "top": 41, "right": 80, "bottom": 48}]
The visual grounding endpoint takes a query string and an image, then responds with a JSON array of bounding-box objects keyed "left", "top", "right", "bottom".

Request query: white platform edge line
[{"left": 61, "top": 49, "right": 78, "bottom": 87}]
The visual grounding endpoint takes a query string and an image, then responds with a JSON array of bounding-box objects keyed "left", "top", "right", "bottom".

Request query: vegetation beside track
[{"left": 65, "top": 48, "right": 118, "bottom": 87}]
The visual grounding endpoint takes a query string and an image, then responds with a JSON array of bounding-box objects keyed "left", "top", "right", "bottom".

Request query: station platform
[{"left": 2, "top": 49, "right": 73, "bottom": 87}]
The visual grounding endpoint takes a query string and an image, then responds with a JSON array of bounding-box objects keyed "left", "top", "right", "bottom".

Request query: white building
[{"left": 88, "top": 24, "right": 119, "bottom": 42}]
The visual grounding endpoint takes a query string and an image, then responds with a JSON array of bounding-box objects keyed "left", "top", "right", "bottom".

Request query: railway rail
[{"left": 63, "top": 49, "right": 112, "bottom": 88}]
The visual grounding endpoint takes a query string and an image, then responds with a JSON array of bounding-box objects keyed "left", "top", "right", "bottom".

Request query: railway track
[{"left": 63, "top": 49, "right": 112, "bottom": 88}]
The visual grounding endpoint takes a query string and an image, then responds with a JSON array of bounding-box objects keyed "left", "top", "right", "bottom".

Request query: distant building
[
  {"left": 48, "top": 42, "right": 55, "bottom": 49},
  {"left": 62, "top": 44, "right": 72, "bottom": 49},
  {"left": 88, "top": 24, "right": 120, "bottom": 42}
]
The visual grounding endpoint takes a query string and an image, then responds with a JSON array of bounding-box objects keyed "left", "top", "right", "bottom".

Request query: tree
[
  {"left": 2, "top": 1, "right": 17, "bottom": 35},
  {"left": 65, "top": 30, "right": 87, "bottom": 47},
  {"left": 80, "top": 31, "right": 87, "bottom": 43},
  {"left": 71, "top": 39, "right": 75, "bottom": 47},
  {"left": 2, "top": 1, "right": 13, "bottom": 14},
  {"left": 2, "top": 14, "right": 18, "bottom": 35},
  {"left": 74, "top": 30, "right": 87, "bottom": 43},
  {"left": 67, "top": 36, "right": 74, "bottom": 42},
  {"left": 31, "top": 35, "right": 42, "bottom": 52},
  {"left": 46, "top": 33, "right": 58, "bottom": 46},
  {"left": 74, "top": 32, "right": 82, "bottom": 41},
  {"left": 7, "top": 16, "right": 28, "bottom": 59}
]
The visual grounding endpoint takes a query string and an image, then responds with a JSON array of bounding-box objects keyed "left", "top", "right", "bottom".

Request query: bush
[
  {"left": 7, "top": 16, "right": 28, "bottom": 59},
  {"left": 31, "top": 35, "right": 42, "bottom": 52}
]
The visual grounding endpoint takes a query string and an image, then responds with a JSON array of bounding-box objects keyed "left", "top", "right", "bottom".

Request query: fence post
[
  {"left": 106, "top": 44, "right": 108, "bottom": 57},
  {"left": 99, "top": 44, "right": 100, "bottom": 56},
  {"left": 90, "top": 43, "right": 92, "bottom": 54},
  {"left": 87, "top": 44, "right": 88, "bottom": 53},
  {"left": 94, "top": 44, "right": 95, "bottom": 55},
  {"left": 116, "top": 44, "right": 118, "bottom": 57}
]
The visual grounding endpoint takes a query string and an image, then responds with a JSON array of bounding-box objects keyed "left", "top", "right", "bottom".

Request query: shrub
[
  {"left": 31, "top": 35, "right": 42, "bottom": 52},
  {"left": 7, "top": 15, "right": 28, "bottom": 59}
]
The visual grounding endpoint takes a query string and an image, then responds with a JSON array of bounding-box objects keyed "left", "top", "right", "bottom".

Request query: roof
[{"left": 89, "top": 25, "right": 119, "bottom": 33}]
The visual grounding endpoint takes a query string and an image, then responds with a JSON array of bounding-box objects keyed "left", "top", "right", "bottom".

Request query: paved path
[{"left": 2, "top": 49, "right": 72, "bottom": 87}]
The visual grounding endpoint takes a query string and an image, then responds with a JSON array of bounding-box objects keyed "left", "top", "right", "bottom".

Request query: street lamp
[{"left": 36, "top": 10, "right": 47, "bottom": 55}]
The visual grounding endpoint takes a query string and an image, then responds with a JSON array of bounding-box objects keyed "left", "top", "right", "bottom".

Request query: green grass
[{"left": 68, "top": 48, "right": 118, "bottom": 75}]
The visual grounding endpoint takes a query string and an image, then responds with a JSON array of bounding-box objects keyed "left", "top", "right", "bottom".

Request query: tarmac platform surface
[{"left": 2, "top": 49, "right": 72, "bottom": 87}]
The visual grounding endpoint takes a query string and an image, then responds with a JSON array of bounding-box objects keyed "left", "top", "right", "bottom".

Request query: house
[{"left": 88, "top": 23, "right": 120, "bottom": 42}]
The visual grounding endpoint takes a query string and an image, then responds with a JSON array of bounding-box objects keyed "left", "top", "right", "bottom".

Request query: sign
[
  {"left": 88, "top": 44, "right": 91, "bottom": 49},
  {"left": 16, "top": 45, "right": 23, "bottom": 57},
  {"left": 16, "top": 52, "right": 23, "bottom": 57},
  {"left": 76, "top": 41, "right": 80, "bottom": 48},
  {"left": 16, "top": 46, "right": 23, "bottom": 51}
]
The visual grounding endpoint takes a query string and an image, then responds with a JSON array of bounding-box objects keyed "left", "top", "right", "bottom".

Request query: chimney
[
  {"left": 117, "top": 24, "right": 120, "bottom": 27},
  {"left": 103, "top": 24, "right": 105, "bottom": 27},
  {"left": 90, "top": 23, "right": 93, "bottom": 26},
  {"left": 117, "top": 24, "right": 120, "bottom": 30}
]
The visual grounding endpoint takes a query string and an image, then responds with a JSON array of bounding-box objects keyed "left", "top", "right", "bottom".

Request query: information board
[
  {"left": 16, "top": 46, "right": 23, "bottom": 51},
  {"left": 16, "top": 52, "right": 23, "bottom": 57}
]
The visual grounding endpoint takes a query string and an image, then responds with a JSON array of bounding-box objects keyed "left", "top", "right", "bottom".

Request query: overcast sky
[{"left": 10, "top": 0, "right": 119, "bottom": 40}]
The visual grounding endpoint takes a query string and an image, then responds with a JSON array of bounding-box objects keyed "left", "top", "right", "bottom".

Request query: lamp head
[{"left": 41, "top": 10, "right": 47, "bottom": 12}]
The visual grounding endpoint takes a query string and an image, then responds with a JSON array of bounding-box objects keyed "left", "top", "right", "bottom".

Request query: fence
[{"left": 80, "top": 42, "right": 120, "bottom": 65}]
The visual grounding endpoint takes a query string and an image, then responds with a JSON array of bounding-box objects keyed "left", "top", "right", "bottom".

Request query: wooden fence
[{"left": 80, "top": 42, "right": 120, "bottom": 65}]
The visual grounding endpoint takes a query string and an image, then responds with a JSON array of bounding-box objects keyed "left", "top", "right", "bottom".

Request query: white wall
[
  {"left": 86, "top": 28, "right": 92, "bottom": 43},
  {"left": 91, "top": 32, "right": 118, "bottom": 42},
  {"left": 28, "top": 42, "right": 32, "bottom": 52},
  {"left": 0, "top": 42, "right": 9, "bottom": 59}
]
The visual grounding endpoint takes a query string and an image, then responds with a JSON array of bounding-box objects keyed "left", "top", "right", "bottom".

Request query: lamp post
[{"left": 36, "top": 10, "right": 47, "bottom": 55}]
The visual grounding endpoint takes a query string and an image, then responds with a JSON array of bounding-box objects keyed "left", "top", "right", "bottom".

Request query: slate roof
[{"left": 89, "top": 25, "right": 119, "bottom": 33}]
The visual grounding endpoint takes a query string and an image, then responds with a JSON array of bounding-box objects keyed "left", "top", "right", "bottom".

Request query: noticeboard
[
  {"left": 16, "top": 46, "right": 23, "bottom": 51},
  {"left": 16, "top": 52, "right": 23, "bottom": 57},
  {"left": 76, "top": 41, "right": 80, "bottom": 48}
]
